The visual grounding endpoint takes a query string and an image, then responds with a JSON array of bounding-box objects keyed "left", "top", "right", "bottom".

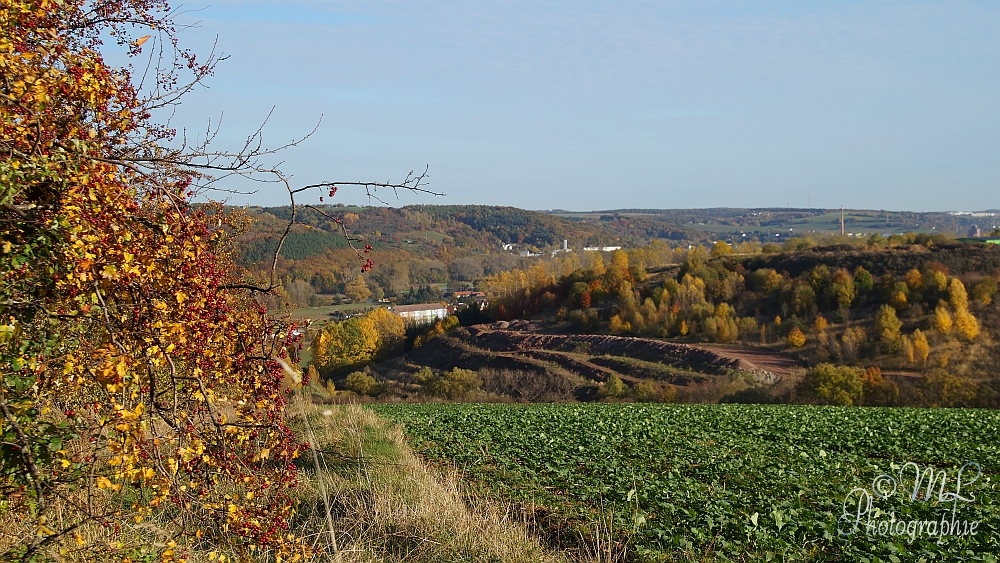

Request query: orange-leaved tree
[
  {"left": 0, "top": 0, "right": 314, "bottom": 559},
  {"left": 0, "top": 0, "right": 437, "bottom": 559}
]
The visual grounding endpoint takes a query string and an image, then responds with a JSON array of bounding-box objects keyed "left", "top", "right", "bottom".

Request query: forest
[
  {"left": 237, "top": 200, "right": 1000, "bottom": 316},
  {"left": 296, "top": 233, "right": 1000, "bottom": 409}
]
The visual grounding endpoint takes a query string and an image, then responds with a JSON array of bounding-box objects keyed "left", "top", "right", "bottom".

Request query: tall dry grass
[
  {"left": 1, "top": 391, "right": 624, "bottom": 562},
  {"left": 289, "top": 400, "right": 577, "bottom": 562}
]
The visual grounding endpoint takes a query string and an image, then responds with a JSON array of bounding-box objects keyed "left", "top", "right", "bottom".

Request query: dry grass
[
  {"left": 1, "top": 396, "right": 614, "bottom": 562},
  {"left": 289, "top": 400, "right": 581, "bottom": 563}
]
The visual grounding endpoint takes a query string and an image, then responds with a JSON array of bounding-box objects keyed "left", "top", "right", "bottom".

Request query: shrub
[
  {"left": 414, "top": 366, "right": 482, "bottom": 400},
  {"left": 786, "top": 326, "right": 806, "bottom": 348},
  {"left": 971, "top": 277, "right": 998, "bottom": 306},
  {"left": 598, "top": 374, "right": 627, "bottom": 399},
  {"left": 346, "top": 371, "right": 384, "bottom": 396},
  {"left": 632, "top": 381, "right": 660, "bottom": 402},
  {"left": 920, "top": 369, "right": 976, "bottom": 407},
  {"left": 802, "top": 364, "right": 864, "bottom": 406},
  {"left": 657, "top": 385, "right": 678, "bottom": 403}
]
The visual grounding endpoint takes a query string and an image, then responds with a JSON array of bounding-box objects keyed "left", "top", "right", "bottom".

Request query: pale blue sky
[{"left": 162, "top": 1, "right": 1000, "bottom": 211}]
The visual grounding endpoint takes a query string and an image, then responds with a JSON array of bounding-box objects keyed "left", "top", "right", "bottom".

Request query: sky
[{"left": 149, "top": 1, "right": 1000, "bottom": 211}]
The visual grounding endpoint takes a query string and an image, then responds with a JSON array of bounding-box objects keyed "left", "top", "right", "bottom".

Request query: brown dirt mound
[{"left": 465, "top": 326, "right": 780, "bottom": 381}]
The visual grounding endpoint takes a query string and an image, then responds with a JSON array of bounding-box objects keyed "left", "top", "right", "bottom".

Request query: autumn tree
[
  {"left": 802, "top": 364, "right": 864, "bottom": 406},
  {"left": 711, "top": 241, "right": 734, "bottom": 257},
  {"left": 860, "top": 367, "right": 899, "bottom": 406},
  {"left": 345, "top": 273, "right": 372, "bottom": 302},
  {"left": 786, "top": 326, "right": 806, "bottom": 348},
  {"left": 853, "top": 266, "right": 874, "bottom": 294},
  {"left": 934, "top": 305, "right": 953, "bottom": 335},
  {"left": 954, "top": 307, "right": 980, "bottom": 342},
  {"left": 920, "top": 369, "right": 976, "bottom": 408},
  {"left": 874, "top": 304, "right": 902, "bottom": 352},
  {"left": 912, "top": 329, "right": 930, "bottom": 367},
  {"left": 971, "top": 277, "right": 998, "bottom": 306},
  {"left": 904, "top": 269, "right": 924, "bottom": 292},
  {"left": 948, "top": 278, "right": 969, "bottom": 310},
  {"left": 312, "top": 308, "right": 405, "bottom": 376},
  {"left": 829, "top": 268, "right": 856, "bottom": 309},
  {"left": 0, "top": 1, "right": 430, "bottom": 558},
  {"left": 926, "top": 269, "right": 948, "bottom": 295}
]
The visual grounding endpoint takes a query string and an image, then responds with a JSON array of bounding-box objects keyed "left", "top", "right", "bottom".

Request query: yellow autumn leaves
[
  {"left": 933, "top": 278, "right": 979, "bottom": 341},
  {"left": 312, "top": 307, "right": 405, "bottom": 377}
]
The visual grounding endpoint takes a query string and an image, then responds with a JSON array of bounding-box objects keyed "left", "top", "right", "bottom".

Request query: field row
[{"left": 374, "top": 403, "right": 1000, "bottom": 562}]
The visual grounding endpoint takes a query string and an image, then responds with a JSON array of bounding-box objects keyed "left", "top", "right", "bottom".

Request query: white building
[
  {"left": 551, "top": 239, "right": 572, "bottom": 257},
  {"left": 392, "top": 303, "right": 448, "bottom": 325},
  {"left": 583, "top": 246, "right": 622, "bottom": 252}
]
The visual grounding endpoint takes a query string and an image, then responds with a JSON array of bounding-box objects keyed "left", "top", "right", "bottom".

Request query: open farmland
[{"left": 374, "top": 403, "right": 1000, "bottom": 562}]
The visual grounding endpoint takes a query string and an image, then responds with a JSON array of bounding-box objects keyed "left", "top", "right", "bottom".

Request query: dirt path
[{"left": 694, "top": 344, "right": 806, "bottom": 378}]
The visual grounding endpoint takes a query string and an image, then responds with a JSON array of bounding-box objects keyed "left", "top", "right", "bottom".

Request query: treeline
[
  {"left": 232, "top": 204, "right": 705, "bottom": 310},
  {"left": 236, "top": 201, "right": 989, "bottom": 315},
  {"left": 483, "top": 240, "right": 1000, "bottom": 406}
]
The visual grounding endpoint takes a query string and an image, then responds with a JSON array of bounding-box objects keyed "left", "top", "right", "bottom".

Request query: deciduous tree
[
  {"left": 933, "top": 305, "right": 953, "bottom": 335},
  {"left": 954, "top": 308, "right": 980, "bottom": 342},
  {"left": 345, "top": 274, "right": 372, "bottom": 302},
  {"left": 948, "top": 278, "right": 968, "bottom": 310},
  {"left": 0, "top": 2, "right": 435, "bottom": 556},
  {"left": 802, "top": 364, "right": 864, "bottom": 406},
  {"left": 912, "top": 329, "right": 930, "bottom": 367},
  {"left": 874, "top": 304, "right": 902, "bottom": 351},
  {"left": 786, "top": 326, "right": 806, "bottom": 348}
]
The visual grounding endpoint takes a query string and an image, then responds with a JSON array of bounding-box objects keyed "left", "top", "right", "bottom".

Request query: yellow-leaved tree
[
  {"left": 874, "top": 304, "right": 902, "bottom": 352},
  {"left": 934, "top": 305, "right": 954, "bottom": 335},
  {"left": 912, "top": 329, "right": 930, "bottom": 367},
  {"left": 787, "top": 326, "right": 806, "bottom": 348},
  {"left": 948, "top": 278, "right": 969, "bottom": 310},
  {"left": 0, "top": 0, "right": 431, "bottom": 559},
  {"left": 312, "top": 308, "right": 405, "bottom": 377},
  {"left": 0, "top": 0, "right": 308, "bottom": 558},
  {"left": 954, "top": 308, "right": 980, "bottom": 342}
]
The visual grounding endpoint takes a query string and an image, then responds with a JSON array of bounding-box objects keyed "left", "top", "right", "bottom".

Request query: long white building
[{"left": 392, "top": 303, "right": 448, "bottom": 325}]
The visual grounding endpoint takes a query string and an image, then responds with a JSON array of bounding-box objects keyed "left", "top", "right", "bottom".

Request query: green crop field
[
  {"left": 290, "top": 303, "right": 386, "bottom": 322},
  {"left": 374, "top": 403, "right": 1000, "bottom": 562}
]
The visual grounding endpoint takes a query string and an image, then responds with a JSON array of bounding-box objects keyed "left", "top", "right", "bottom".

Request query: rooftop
[{"left": 393, "top": 303, "right": 448, "bottom": 313}]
